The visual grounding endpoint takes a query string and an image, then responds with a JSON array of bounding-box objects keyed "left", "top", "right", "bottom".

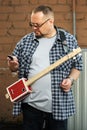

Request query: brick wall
[{"left": 0, "top": 0, "right": 87, "bottom": 122}]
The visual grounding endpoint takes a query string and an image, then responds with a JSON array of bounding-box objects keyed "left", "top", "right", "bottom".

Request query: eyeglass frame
[{"left": 29, "top": 18, "right": 50, "bottom": 28}]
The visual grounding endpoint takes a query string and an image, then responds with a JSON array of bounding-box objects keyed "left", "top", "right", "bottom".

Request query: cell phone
[{"left": 7, "top": 55, "right": 13, "bottom": 60}]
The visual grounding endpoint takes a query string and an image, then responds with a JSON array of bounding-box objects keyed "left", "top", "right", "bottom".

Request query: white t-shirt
[{"left": 23, "top": 35, "right": 56, "bottom": 112}]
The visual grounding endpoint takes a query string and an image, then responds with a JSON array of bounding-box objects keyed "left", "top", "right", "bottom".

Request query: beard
[
  {"left": 36, "top": 34, "right": 44, "bottom": 39},
  {"left": 35, "top": 30, "right": 44, "bottom": 39}
]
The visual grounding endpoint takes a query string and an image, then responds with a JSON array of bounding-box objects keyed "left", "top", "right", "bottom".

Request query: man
[{"left": 7, "top": 5, "right": 83, "bottom": 130}]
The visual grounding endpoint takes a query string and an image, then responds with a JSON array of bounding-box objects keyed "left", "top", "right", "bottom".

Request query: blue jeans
[{"left": 21, "top": 103, "right": 67, "bottom": 130}]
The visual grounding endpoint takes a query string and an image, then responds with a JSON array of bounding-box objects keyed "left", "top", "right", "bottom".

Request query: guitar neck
[{"left": 25, "top": 47, "right": 81, "bottom": 86}]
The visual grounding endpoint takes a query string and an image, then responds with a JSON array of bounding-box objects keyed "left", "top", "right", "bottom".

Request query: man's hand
[
  {"left": 61, "top": 78, "right": 72, "bottom": 92},
  {"left": 7, "top": 55, "right": 19, "bottom": 72}
]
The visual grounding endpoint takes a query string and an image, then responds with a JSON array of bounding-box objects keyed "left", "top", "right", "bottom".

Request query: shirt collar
[{"left": 54, "top": 26, "right": 61, "bottom": 41}]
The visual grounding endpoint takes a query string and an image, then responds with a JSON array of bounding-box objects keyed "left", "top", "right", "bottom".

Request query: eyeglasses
[{"left": 29, "top": 18, "right": 50, "bottom": 28}]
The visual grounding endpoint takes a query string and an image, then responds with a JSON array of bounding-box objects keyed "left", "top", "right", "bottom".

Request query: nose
[
  {"left": 32, "top": 27, "right": 39, "bottom": 32},
  {"left": 33, "top": 26, "right": 37, "bottom": 29}
]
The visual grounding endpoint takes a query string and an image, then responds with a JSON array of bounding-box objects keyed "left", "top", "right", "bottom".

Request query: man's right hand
[{"left": 7, "top": 55, "right": 19, "bottom": 72}]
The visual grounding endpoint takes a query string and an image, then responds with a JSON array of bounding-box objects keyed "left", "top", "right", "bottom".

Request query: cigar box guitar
[{"left": 5, "top": 47, "right": 81, "bottom": 102}]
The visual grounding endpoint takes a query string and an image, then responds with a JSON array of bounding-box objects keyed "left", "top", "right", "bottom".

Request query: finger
[
  {"left": 63, "top": 89, "right": 70, "bottom": 92},
  {"left": 7, "top": 55, "right": 13, "bottom": 60}
]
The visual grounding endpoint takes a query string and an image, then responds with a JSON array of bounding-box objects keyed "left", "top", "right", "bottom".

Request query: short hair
[{"left": 32, "top": 5, "right": 54, "bottom": 18}]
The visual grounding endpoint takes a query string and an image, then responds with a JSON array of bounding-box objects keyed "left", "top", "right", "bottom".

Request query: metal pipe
[{"left": 72, "top": 0, "right": 76, "bottom": 37}]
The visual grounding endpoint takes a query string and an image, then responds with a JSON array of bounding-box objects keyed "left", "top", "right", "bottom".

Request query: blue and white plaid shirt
[{"left": 12, "top": 27, "right": 83, "bottom": 120}]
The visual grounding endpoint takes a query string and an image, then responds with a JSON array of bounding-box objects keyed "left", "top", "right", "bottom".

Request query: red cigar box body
[{"left": 6, "top": 78, "right": 31, "bottom": 102}]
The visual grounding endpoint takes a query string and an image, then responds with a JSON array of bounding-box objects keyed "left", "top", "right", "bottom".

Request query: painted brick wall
[{"left": 0, "top": 0, "right": 87, "bottom": 122}]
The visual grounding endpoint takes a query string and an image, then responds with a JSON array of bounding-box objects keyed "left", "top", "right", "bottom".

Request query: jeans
[{"left": 21, "top": 103, "right": 67, "bottom": 130}]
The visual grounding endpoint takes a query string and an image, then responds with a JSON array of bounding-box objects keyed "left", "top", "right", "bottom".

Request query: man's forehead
[
  {"left": 31, "top": 12, "right": 45, "bottom": 20},
  {"left": 32, "top": 11, "right": 44, "bottom": 15}
]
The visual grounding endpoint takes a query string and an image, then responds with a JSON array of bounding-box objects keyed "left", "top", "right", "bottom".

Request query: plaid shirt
[{"left": 12, "top": 27, "right": 83, "bottom": 120}]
